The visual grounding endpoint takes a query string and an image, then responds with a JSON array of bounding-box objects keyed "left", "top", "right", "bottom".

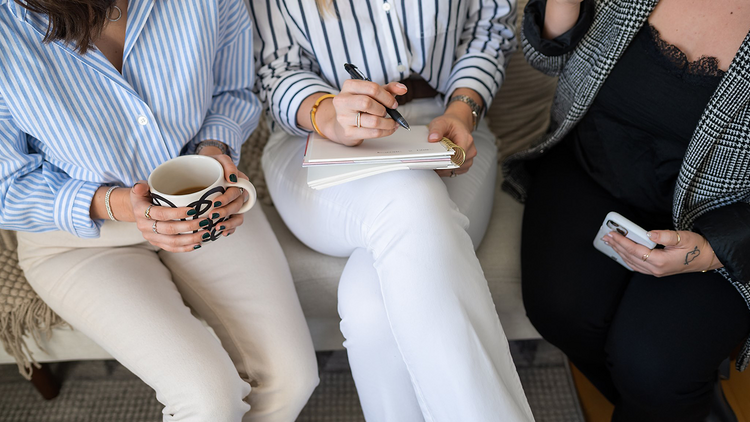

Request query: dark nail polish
[
  {"left": 213, "top": 201, "right": 222, "bottom": 207},
  {"left": 227, "top": 232, "right": 232, "bottom": 236},
  {"left": 202, "top": 233, "right": 210, "bottom": 239},
  {"left": 193, "top": 245, "right": 201, "bottom": 250},
  {"left": 199, "top": 219, "right": 209, "bottom": 227},
  {"left": 229, "top": 174, "right": 238, "bottom": 183},
  {"left": 220, "top": 225, "right": 226, "bottom": 230},
  {"left": 187, "top": 209, "right": 197, "bottom": 216},
  {"left": 212, "top": 213, "right": 220, "bottom": 219}
]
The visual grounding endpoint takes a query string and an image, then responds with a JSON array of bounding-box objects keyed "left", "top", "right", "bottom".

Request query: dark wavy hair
[{"left": 14, "top": 0, "right": 117, "bottom": 54}]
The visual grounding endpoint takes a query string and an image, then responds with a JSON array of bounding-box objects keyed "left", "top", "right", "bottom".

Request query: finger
[
  {"left": 211, "top": 154, "right": 240, "bottom": 184},
  {"left": 341, "top": 80, "right": 399, "bottom": 109},
  {"left": 456, "top": 158, "right": 474, "bottom": 174},
  {"left": 428, "top": 118, "right": 449, "bottom": 142},
  {"left": 139, "top": 203, "right": 196, "bottom": 221},
  {"left": 383, "top": 81, "right": 408, "bottom": 97},
  {"left": 648, "top": 230, "right": 680, "bottom": 247},
  {"left": 606, "top": 231, "right": 652, "bottom": 260},
  {"left": 608, "top": 238, "right": 650, "bottom": 273},
  {"left": 149, "top": 240, "right": 204, "bottom": 253},
  {"left": 207, "top": 193, "right": 245, "bottom": 222},
  {"left": 202, "top": 214, "right": 244, "bottom": 242},
  {"left": 358, "top": 113, "right": 399, "bottom": 130},
  {"left": 139, "top": 217, "right": 212, "bottom": 236},
  {"left": 143, "top": 228, "right": 206, "bottom": 248},
  {"left": 208, "top": 185, "right": 244, "bottom": 210}
]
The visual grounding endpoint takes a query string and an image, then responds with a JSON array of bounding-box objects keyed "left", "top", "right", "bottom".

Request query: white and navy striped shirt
[
  {"left": 251, "top": 0, "right": 517, "bottom": 137},
  {"left": 0, "top": 0, "right": 260, "bottom": 238}
]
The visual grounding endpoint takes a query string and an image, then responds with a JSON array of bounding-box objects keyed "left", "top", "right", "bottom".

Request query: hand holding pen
[{"left": 305, "top": 65, "right": 409, "bottom": 147}]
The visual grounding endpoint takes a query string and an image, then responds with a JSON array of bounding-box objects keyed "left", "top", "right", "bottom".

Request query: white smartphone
[{"left": 593, "top": 212, "right": 657, "bottom": 271}]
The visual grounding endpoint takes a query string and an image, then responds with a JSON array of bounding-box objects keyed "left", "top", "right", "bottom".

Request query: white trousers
[
  {"left": 16, "top": 205, "right": 318, "bottom": 422},
  {"left": 262, "top": 98, "right": 534, "bottom": 422}
]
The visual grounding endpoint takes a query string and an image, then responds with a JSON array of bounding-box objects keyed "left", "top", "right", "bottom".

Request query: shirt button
[
  {"left": 382, "top": 2, "right": 391, "bottom": 11},
  {"left": 137, "top": 115, "right": 148, "bottom": 126},
  {"left": 397, "top": 63, "right": 407, "bottom": 73}
]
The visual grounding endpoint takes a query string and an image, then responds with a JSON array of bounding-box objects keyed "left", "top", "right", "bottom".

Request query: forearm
[
  {"left": 543, "top": 1, "right": 583, "bottom": 39},
  {"left": 446, "top": 88, "right": 484, "bottom": 131}
]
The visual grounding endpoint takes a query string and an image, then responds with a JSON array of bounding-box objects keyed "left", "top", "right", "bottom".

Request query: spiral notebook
[{"left": 303, "top": 126, "right": 462, "bottom": 189}]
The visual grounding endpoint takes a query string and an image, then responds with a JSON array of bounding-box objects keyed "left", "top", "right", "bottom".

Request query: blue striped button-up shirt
[
  {"left": 251, "top": 0, "right": 517, "bottom": 137},
  {"left": 0, "top": 0, "right": 260, "bottom": 238}
]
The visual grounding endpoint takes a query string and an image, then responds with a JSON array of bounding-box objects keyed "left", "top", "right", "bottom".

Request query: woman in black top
[{"left": 505, "top": 0, "right": 750, "bottom": 421}]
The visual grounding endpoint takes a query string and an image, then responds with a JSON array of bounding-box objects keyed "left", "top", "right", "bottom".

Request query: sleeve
[
  {"left": 184, "top": 0, "right": 262, "bottom": 165},
  {"left": 250, "top": 1, "right": 337, "bottom": 137},
  {"left": 692, "top": 202, "right": 750, "bottom": 284},
  {"left": 0, "top": 95, "right": 101, "bottom": 238},
  {"left": 522, "top": 0, "right": 595, "bottom": 76},
  {"left": 444, "top": 0, "right": 518, "bottom": 111}
]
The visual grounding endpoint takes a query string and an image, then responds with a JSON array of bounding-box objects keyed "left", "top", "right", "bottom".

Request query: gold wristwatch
[{"left": 448, "top": 95, "right": 482, "bottom": 131}]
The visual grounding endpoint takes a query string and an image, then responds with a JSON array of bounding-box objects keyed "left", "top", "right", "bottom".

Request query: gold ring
[
  {"left": 152, "top": 220, "right": 159, "bottom": 234},
  {"left": 356, "top": 112, "right": 361, "bottom": 128},
  {"left": 642, "top": 248, "right": 654, "bottom": 262},
  {"left": 144, "top": 205, "right": 154, "bottom": 220},
  {"left": 676, "top": 231, "right": 681, "bottom": 245},
  {"left": 450, "top": 169, "right": 457, "bottom": 178}
]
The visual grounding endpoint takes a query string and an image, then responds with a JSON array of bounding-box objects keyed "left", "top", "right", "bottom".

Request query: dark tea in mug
[{"left": 172, "top": 186, "right": 208, "bottom": 195}]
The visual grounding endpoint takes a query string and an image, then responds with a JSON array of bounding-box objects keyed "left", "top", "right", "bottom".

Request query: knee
[
  {"left": 609, "top": 348, "right": 705, "bottom": 414},
  {"left": 257, "top": 348, "right": 320, "bottom": 413},
  {"left": 523, "top": 289, "right": 589, "bottom": 346},
  {"left": 170, "top": 369, "right": 251, "bottom": 421}
]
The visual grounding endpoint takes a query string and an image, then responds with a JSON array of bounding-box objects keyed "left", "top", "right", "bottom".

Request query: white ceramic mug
[{"left": 148, "top": 155, "right": 256, "bottom": 238}]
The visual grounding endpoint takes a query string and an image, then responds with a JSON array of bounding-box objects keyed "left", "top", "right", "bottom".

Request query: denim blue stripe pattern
[
  {"left": 0, "top": 0, "right": 260, "bottom": 238},
  {"left": 251, "top": 0, "right": 518, "bottom": 137}
]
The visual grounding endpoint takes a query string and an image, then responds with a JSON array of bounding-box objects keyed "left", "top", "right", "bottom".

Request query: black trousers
[{"left": 521, "top": 141, "right": 750, "bottom": 422}]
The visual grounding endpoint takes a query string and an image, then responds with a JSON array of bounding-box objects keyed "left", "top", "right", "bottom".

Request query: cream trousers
[
  {"left": 16, "top": 205, "right": 318, "bottom": 422},
  {"left": 263, "top": 97, "right": 535, "bottom": 422}
]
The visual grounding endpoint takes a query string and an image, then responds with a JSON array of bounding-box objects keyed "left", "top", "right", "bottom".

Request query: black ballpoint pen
[{"left": 343, "top": 63, "right": 410, "bottom": 131}]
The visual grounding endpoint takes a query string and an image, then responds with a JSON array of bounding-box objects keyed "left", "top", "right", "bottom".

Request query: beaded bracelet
[{"left": 104, "top": 186, "right": 118, "bottom": 222}]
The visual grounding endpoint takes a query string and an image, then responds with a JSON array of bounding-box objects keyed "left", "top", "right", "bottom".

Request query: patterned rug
[{"left": 0, "top": 340, "right": 583, "bottom": 422}]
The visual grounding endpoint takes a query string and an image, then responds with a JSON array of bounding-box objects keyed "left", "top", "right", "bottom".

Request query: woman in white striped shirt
[
  {"left": 252, "top": 0, "right": 534, "bottom": 420},
  {"left": 0, "top": 0, "right": 317, "bottom": 420}
]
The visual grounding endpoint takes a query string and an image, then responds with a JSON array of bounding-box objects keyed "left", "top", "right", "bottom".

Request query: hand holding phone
[{"left": 593, "top": 212, "right": 656, "bottom": 271}]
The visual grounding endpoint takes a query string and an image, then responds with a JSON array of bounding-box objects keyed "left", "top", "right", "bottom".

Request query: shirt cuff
[
  {"left": 523, "top": 0, "right": 595, "bottom": 57},
  {"left": 693, "top": 202, "right": 750, "bottom": 283},
  {"left": 444, "top": 54, "right": 503, "bottom": 112},
  {"left": 188, "top": 114, "right": 244, "bottom": 165},
  {"left": 269, "top": 73, "right": 338, "bottom": 137},
  {"left": 54, "top": 179, "right": 102, "bottom": 239}
]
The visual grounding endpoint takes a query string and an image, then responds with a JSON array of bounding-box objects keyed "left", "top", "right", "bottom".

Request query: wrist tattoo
[{"left": 684, "top": 246, "right": 701, "bottom": 265}]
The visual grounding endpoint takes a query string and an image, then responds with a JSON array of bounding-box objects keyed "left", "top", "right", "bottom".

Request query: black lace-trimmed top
[{"left": 568, "top": 22, "right": 724, "bottom": 215}]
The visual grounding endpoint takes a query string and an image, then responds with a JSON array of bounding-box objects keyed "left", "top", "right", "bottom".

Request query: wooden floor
[{"left": 571, "top": 362, "right": 750, "bottom": 421}]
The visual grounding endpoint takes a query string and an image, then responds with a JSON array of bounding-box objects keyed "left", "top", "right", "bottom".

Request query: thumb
[
  {"left": 131, "top": 181, "right": 151, "bottom": 198},
  {"left": 428, "top": 118, "right": 449, "bottom": 143},
  {"left": 383, "top": 81, "right": 408, "bottom": 97},
  {"left": 648, "top": 229, "right": 681, "bottom": 246}
]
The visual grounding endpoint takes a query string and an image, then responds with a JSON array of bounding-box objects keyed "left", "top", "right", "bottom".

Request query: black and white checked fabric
[{"left": 502, "top": 0, "right": 750, "bottom": 370}]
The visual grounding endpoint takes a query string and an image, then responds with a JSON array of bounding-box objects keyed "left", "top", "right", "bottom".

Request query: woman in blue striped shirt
[
  {"left": 252, "top": 1, "right": 534, "bottom": 420},
  {"left": 0, "top": 1, "right": 317, "bottom": 420}
]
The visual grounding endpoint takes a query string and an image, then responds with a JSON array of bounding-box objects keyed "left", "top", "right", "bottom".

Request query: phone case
[{"left": 593, "top": 212, "right": 657, "bottom": 271}]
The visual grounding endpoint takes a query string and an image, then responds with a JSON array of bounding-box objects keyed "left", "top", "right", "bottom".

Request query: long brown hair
[{"left": 14, "top": 0, "right": 117, "bottom": 54}]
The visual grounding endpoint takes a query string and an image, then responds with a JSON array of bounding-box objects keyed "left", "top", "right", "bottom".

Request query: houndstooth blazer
[{"left": 502, "top": 0, "right": 750, "bottom": 369}]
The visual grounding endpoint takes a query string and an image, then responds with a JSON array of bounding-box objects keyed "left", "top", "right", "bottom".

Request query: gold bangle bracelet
[
  {"left": 702, "top": 239, "right": 717, "bottom": 273},
  {"left": 310, "top": 94, "right": 335, "bottom": 137}
]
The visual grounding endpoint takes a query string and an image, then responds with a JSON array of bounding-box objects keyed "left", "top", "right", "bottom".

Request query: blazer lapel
[{"left": 674, "top": 30, "right": 750, "bottom": 225}]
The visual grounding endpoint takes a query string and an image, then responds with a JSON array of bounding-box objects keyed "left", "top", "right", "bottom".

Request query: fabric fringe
[{"left": 0, "top": 295, "right": 66, "bottom": 380}]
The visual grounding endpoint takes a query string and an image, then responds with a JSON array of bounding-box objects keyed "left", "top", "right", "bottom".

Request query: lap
[{"left": 262, "top": 99, "right": 497, "bottom": 257}]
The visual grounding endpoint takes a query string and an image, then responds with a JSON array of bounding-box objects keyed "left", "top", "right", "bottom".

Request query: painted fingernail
[
  {"left": 220, "top": 225, "right": 226, "bottom": 230},
  {"left": 187, "top": 209, "right": 197, "bottom": 216},
  {"left": 606, "top": 233, "right": 613, "bottom": 238},
  {"left": 227, "top": 232, "right": 232, "bottom": 236},
  {"left": 193, "top": 245, "right": 201, "bottom": 250},
  {"left": 604, "top": 241, "right": 610, "bottom": 246},
  {"left": 647, "top": 231, "right": 652, "bottom": 238},
  {"left": 212, "top": 212, "right": 220, "bottom": 219},
  {"left": 396, "top": 83, "right": 407, "bottom": 91},
  {"left": 213, "top": 201, "right": 222, "bottom": 207},
  {"left": 202, "top": 233, "right": 210, "bottom": 239},
  {"left": 229, "top": 174, "right": 238, "bottom": 183},
  {"left": 199, "top": 219, "right": 209, "bottom": 227}
]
